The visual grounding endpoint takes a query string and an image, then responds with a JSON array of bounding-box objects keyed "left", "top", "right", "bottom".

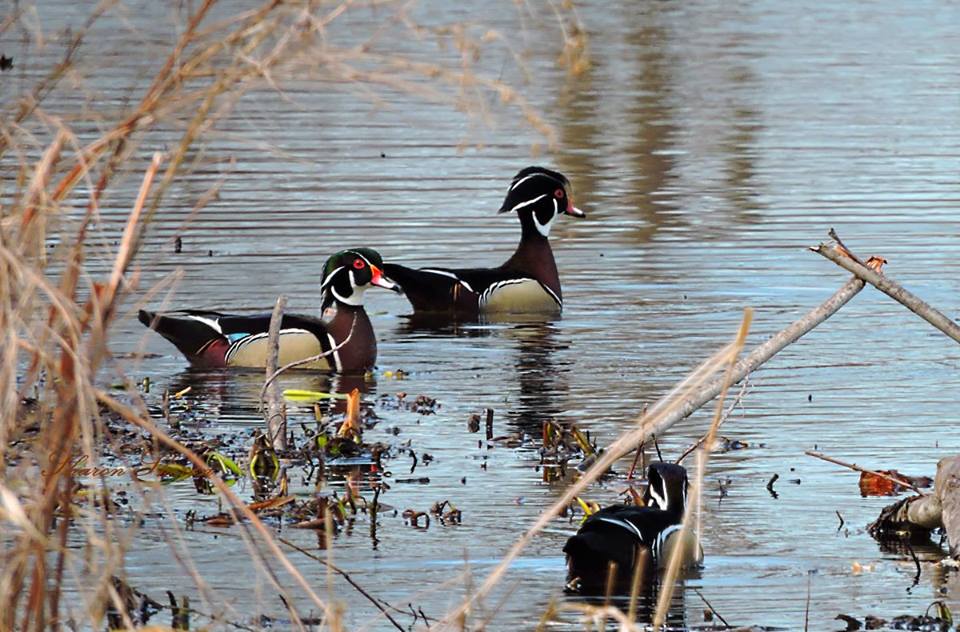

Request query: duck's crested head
[
  {"left": 497, "top": 166, "right": 585, "bottom": 237},
  {"left": 643, "top": 462, "right": 689, "bottom": 518},
  {"left": 321, "top": 248, "right": 400, "bottom": 309}
]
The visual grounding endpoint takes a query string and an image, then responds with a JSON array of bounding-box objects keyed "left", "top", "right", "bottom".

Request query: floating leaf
[
  {"left": 283, "top": 389, "right": 348, "bottom": 403},
  {"left": 928, "top": 600, "right": 952, "bottom": 626},
  {"left": 204, "top": 513, "right": 236, "bottom": 527},
  {"left": 571, "top": 426, "right": 595, "bottom": 456},
  {"left": 575, "top": 496, "right": 599, "bottom": 518},
  {"left": 248, "top": 495, "right": 294, "bottom": 513},
  {"left": 248, "top": 433, "right": 279, "bottom": 480},
  {"left": 859, "top": 469, "right": 932, "bottom": 497}
]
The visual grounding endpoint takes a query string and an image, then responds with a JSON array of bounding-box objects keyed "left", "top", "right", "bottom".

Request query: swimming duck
[
  {"left": 383, "top": 166, "right": 584, "bottom": 317},
  {"left": 138, "top": 248, "right": 400, "bottom": 372},
  {"left": 563, "top": 462, "right": 703, "bottom": 593}
]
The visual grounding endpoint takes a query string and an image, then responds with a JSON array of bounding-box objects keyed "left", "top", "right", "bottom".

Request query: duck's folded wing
[{"left": 139, "top": 310, "right": 326, "bottom": 367}]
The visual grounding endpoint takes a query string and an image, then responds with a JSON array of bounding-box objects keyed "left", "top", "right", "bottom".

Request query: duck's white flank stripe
[
  {"left": 225, "top": 328, "right": 313, "bottom": 362},
  {"left": 480, "top": 278, "right": 527, "bottom": 304},
  {"left": 653, "top": 524, "right": 683, "bottom": 560},
  {"left": 541, "top": 283, "right": 562, "bottom": 307},
  {"left": 594, "top": 517, "right": 644, "bottom": 541}
]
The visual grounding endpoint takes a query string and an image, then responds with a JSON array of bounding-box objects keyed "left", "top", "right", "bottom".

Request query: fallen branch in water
[
  {"left": 869, "top": 456, "right": 960, "bottom": 557},
  {"left": 805, "top": 450, "right": 923, "bottom": 494},
  {"left": 813, "top": 229, "right": 960, "bottom": 345},
  {"left": 437, "top": 264, "right": 874, "bottom": 628}
]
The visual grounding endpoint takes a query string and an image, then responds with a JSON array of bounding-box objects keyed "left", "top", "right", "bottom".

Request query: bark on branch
[
  {"left": 264, "top": 296, "right": 287, "bottom": 450},
  {"left": 869, "top": 456, "right": 960, "bottom": 557}
]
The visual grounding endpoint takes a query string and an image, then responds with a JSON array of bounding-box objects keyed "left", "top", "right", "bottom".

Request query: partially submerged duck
[
  {"left": 563, "top": 462, "right": 703, "bottom": 593},
  {"left": 139, "top": 248, "right": 400, "bottom": 372},
  {"left": 384, "top": 166, "right": 584, "bottom": 318}
]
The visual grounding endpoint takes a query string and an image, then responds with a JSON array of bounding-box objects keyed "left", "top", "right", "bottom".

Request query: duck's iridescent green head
[{"left": 320, "top": 248, "right": 399, "bottom": 310}]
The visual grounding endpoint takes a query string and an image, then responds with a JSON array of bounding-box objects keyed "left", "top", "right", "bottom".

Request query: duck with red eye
[
  {"left": 384, "top": 166, "right": 585, "bottom": 318},
  {"left": 139, "top": 249, "right": 401, "bottom": 372}
]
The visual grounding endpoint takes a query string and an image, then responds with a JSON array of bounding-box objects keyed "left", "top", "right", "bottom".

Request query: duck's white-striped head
[
  {"left": 498, "top": 166, "right": 585, "bottom": 237},
  {"left": 643, "top": 462, "right": 689, "bottom": 518},
  {"left": 320, "top": 248, "right": 400, "bottom": 310}
]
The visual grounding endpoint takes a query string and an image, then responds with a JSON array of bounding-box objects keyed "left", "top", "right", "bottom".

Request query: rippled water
[{"left": 12, "top": 0, "right": 960, "bottom": 629}]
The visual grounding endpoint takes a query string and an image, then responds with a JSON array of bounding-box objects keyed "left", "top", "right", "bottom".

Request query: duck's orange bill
[{"left": 370, "top": 265, "right": 401, "bottom": 292}]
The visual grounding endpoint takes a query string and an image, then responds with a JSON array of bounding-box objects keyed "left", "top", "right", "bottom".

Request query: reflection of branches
[
  {"left": 0, "top": 1, "right": 112, "bottom": 148},
  {"left": 5, "top": 0, "right": 585, "bottom": 219}
]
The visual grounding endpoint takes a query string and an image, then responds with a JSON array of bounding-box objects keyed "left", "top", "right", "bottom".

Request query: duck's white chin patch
[
  {"left": 533, "top": 200, "right": 557, "bottom": 237},
  {"left": 333, "top": 285, "right": 366, "bottom": 306}
]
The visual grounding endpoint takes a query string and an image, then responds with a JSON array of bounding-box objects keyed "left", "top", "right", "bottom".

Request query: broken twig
[
  {"left": 258, "top": 313, "right": 357, "bottom": 406},
  {"left": 813, "top": 231, "right": 960, "bottom": 345},
  {"left": 805, "top": 450, "right": 922, "bottom": 494}
]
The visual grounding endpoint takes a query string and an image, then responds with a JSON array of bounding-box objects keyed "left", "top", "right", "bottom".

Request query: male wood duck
[
  {"left": 563, "top": 463, "right": 703, "bottom": 594},
  {"left": 138, "top": 249, "right": 400, "bottom": 372},
  {"left": 383, "top": 166, "right": 584, "bottom": 317}
]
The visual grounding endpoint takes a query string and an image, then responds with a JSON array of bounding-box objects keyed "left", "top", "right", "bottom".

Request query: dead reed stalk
[
  {"left": 265, "top": 295, "right": 288, "bottom": 450},
  {"left": 653, "top": 308, "right": 753, "bottom": 627}
]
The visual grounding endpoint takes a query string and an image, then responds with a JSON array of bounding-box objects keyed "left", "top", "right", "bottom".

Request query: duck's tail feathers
[
  {"left": 382, "top": 264, "right": 468, "bottom": 314},
  {"left": 138, "top": 309, "right": 228, "bottom": 363},
  {"left": 563, "top": 530, "right": 639, "bottom": 593}
]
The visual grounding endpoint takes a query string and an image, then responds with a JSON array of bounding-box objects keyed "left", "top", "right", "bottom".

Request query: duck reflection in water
[
  {"left": 395, "top": 312, "right": 571, "bottom": 435},
  {"left": 160, "top": 366, "right": 375, "bottom": 423},
  {"left": 500, "top": 317, "right": 571, "bottom": 433}
]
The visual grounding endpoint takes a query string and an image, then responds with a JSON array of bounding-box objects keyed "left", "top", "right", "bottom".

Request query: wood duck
[
  {"left": 383, "top": 166, "right": 584, "bottom": 317},
  {"left": 138, "top": 249, "right": 400, "bottom": 372},
  {"left": 563, "top": 462, "right": 703, "bottom": 594}
]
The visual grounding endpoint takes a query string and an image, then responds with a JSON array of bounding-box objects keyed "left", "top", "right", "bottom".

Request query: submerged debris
[
  {"left": 860, "top": 470, "right": 933, "bottom": 497},
  {"left": 377, "top": 391, "right": 440, "bottom": 414},
  {"left": 835, "top": 604, "right": 953, "bottom": 632},
  {"left": 105, "top": 576, "right": 161, "bottom": 629}
]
